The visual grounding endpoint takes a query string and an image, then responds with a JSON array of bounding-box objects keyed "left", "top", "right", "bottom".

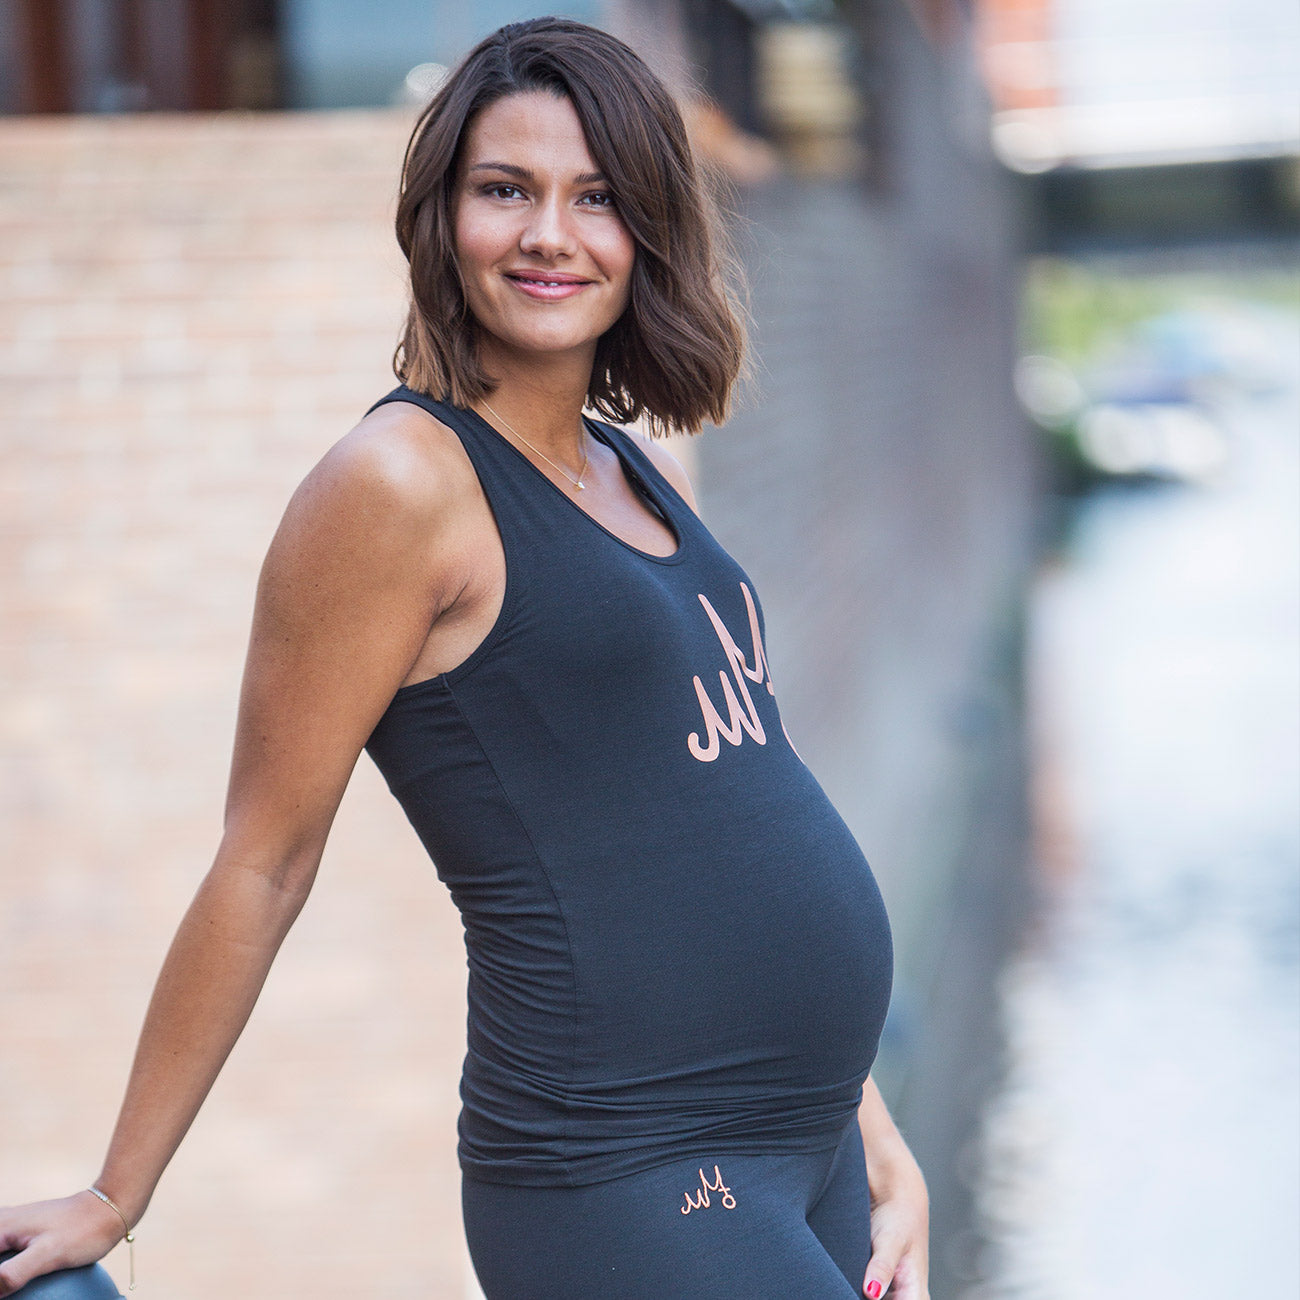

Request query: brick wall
[{"left": 1, "top": 109, "right": 479, "bottom": 1299}]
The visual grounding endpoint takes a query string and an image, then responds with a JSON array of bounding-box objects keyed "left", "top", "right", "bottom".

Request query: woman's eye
[
  {"left": 581, "top": 191, "right": 616, "bottom": 209},
  {"left": 484, "top": 183, "right": 523, "bottom": 200}
]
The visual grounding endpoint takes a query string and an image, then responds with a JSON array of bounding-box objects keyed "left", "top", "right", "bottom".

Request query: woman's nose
[{"left": 519, "top": 197, "right": 577, "bottom": 258}]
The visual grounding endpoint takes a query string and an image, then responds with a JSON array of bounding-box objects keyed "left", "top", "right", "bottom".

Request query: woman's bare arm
[
  {"left": 859, "top": 1077, "right": 931, "bottom": 1299},
  {"left": 0, "top": 417, "right": 463, "bottom": 1294}
]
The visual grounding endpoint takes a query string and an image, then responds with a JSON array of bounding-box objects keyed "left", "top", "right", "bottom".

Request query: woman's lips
[{"left": 504, "top": 273, "right": 592, "bottom": 301}]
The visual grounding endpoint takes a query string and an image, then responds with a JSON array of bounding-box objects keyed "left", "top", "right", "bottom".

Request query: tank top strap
[
  {"left": 364, "top": 385, "right": 572, "bottom": 549},
  {"left": 581, "top": 418, "right": 692, "bottom": 526},
  {"left": 365, "top": 387, "right": 695, "bottom": 555}
]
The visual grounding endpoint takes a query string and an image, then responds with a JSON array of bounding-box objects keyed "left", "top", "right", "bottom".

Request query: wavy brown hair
[{"left": 393, "top": 16, "right": 747, "bottom": 435}]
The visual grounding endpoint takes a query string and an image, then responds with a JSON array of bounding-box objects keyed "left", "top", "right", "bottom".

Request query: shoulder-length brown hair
[{"left": 393, "top": 16, "right": 747, "bottom": 435}]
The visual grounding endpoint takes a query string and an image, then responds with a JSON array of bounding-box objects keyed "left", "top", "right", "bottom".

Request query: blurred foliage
[
  {"left": 1020, "top": 256, "right": 1300, "bottom": 362},
  {"left": 1018, "top": 255, "right": 1299, "bottom": 508}
]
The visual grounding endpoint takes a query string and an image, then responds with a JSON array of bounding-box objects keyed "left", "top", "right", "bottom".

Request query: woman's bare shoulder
[
  {"left": 261, "top": 398, "right": 482, "bottom": 605},
  {"left": 622, "top": 427, "right": 699, "bottom": 512},
  {"left": 303, "top": 399, "right": 474, "bottom": 521},
  {"left": 250, "top": 400, "right": 484, "bottom": 668}
]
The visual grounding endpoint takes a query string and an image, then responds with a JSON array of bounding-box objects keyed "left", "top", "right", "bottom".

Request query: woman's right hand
[{"left": 0, "top": 1192, "right": 123, "bottom": 1296}]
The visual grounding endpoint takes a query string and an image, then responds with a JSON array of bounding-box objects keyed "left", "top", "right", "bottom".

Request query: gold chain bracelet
[{"left": 87, "top": 1186, "right": 136, "bottom": 1291}]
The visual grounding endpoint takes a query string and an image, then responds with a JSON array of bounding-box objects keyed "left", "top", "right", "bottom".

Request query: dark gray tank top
[{"left": 363, "top": 388, "right": 893, "bottom": 1187}]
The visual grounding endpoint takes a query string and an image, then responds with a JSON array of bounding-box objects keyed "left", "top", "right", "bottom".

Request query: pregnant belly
[{"left": 576, "top": 810, "right": 895, "bottom": 1095}]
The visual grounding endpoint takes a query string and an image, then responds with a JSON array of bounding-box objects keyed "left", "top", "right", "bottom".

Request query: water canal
[{"left": 967, "top": 291, "right": 1299, "bottom": 1298}]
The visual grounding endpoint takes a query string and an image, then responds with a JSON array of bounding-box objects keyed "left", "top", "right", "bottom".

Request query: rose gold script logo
[
  {"left": 680, "top": 1165, "right": 737, "bottom": 1215},
  {"left": 687, "top": 583, "right": 775, "bottom": 763}
]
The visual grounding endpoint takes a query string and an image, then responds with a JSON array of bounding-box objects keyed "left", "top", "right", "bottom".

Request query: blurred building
[
  {"left": 976, "top": 0, "right": 1300, "bottom": 246},
  {"left": 0, "top": 0, "right": 806, "bottom": 116},
  {"left": 0, "top": 0, "right": 281, "bottom": 112}
]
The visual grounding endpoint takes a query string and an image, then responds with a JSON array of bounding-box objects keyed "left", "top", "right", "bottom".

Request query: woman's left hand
[{"left": 862, "top": 1149, "right": 930, "bottom": 1299}]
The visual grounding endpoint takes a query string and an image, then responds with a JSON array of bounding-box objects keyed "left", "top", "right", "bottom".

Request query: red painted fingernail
[{"left": 866, "top": 1282, "right": 882, "bottom": 1299}]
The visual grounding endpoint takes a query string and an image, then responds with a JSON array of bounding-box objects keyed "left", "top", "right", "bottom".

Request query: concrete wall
[{"left": 698, "top": 5, "right": 1042, "bottom": 1292}]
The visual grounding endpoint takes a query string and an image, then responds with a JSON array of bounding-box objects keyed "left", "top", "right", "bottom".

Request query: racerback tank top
[{"left": 363, "top": 388, "right": 893, "bottom": 1187}]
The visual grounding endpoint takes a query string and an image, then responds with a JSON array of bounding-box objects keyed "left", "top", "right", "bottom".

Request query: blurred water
[{"left": 967, "top": 302, "right": 1300, "bottom": 1299}]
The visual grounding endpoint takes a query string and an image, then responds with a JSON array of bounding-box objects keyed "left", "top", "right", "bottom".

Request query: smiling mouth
[{"left": 505, "top": 274, "right": 592, "bottom": 286}]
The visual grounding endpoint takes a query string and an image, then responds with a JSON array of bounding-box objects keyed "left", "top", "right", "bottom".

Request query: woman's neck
[{"left": 474, "top": 350, "right": 594, "bottom": 457}]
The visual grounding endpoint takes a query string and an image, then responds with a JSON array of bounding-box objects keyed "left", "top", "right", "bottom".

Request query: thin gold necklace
[{"left": 481, "top": 400, "right": 590, "bottom": 491}]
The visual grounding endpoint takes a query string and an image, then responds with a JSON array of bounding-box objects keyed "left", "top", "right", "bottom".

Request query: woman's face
[{"left": 453, "top": 91, "right": 636, "bottom": 373}]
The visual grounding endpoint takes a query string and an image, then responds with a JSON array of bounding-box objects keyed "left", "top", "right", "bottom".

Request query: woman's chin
[{"left": 480, "top": 330, "right": 602, "bottom": 368}]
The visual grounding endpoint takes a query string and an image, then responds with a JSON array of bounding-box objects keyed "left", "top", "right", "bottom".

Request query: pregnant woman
[{"left": 0, "top": 18, "right": 929, "bottom": 1298}]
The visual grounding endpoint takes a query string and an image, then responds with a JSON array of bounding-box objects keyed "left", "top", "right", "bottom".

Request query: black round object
[{"left": 0, "top": 1253, "right": 121, "bottom": 1299}]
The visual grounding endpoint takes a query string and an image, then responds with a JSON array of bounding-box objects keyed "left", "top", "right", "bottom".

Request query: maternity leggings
[{"left": 463, "top": 1115, "right": 872, "bottom": 1299}]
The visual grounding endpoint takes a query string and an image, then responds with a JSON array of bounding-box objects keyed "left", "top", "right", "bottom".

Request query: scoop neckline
[{"left": 465, "top": 405, "right": 687, "bottom": 566}]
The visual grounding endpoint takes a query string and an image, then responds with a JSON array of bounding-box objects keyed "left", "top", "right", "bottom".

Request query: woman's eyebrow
[{"left": 467, "top": 161, "right": 608, "bottom": 184}]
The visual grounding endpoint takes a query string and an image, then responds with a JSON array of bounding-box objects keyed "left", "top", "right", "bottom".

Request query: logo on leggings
[{"left": 680, "top": 1165, "right": 737, "bottom": 1215}]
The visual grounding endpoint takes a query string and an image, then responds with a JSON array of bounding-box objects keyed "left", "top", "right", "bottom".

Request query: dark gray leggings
[
  {"left": 0, "top": 1254, "right": 120, "bottom": 1299},
  {"left": 463, "top": 1117, "right": 872, "bottom": 1299}
]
